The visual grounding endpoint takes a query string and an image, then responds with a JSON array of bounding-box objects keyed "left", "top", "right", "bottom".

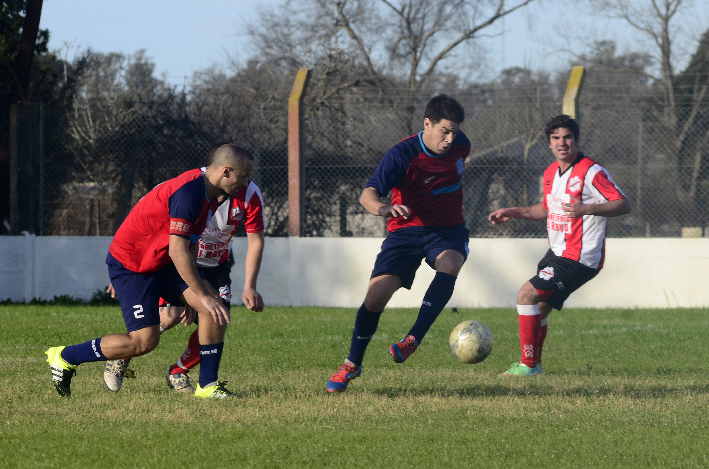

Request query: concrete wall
[{"left": 1, "top": 235, "right": 707, "bottom": 308}]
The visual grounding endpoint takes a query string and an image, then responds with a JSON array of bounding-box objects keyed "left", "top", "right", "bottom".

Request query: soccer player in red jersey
[
  {"left": 488, "top": 115, "right": 631, "bottom": 376},
  {"left": 327, "top": 95, "right": 471, "bottom": 392},
  {"left": 103, "top": 168, "right": 267, "bottom": 394},
  {"left": 46, "top": 144, "right": 252, "bottom": 398}
]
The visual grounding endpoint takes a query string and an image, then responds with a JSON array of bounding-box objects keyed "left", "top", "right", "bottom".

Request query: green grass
[{"left": 2, "top": 304, "right": 709, "bottom": 468}]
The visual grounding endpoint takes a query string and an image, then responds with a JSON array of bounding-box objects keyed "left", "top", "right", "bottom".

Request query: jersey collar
[
  {"left": 418, "top": 131, "right": 450, "bottom": 158},
  {"left": 201, "top": 172, "right": 212, "bottom": 202}
]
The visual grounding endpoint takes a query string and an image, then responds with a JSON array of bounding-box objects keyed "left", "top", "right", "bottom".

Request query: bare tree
[
  {"left": 587, "top": 0, "right": 709, "bottom": 213},
  {"left": 249, "top": 0, "right": 535, "bottom": 128},
  {"left": 42, "top": 50, "right": 213, "bottom": 235}
]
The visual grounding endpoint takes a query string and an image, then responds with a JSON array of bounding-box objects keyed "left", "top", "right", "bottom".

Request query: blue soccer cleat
[{"left": 327, "top": 360, "right": 362, "bottom": 393}]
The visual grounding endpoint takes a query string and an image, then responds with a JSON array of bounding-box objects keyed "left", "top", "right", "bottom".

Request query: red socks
[
  {"left": 517, "top": 304, "right": 541, "bottom": 368},
  {"left": 536, "top": 318, "right": 548, "bottom": 365},
  {"left": 169, "top": 329, "right": 201, "bottom": 375}
]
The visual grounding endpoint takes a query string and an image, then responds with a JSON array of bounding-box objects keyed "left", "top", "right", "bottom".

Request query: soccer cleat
[
  {"left": 103, "top": 359, "right": 135, "bottom": 392},
  {"left": 194, "top": 381, "right": 233, "bottom": 399},
  {"left": 166, "top": 370, "right": 195, "bottom": 393},
  {"left": 500, "top": 362, "right": 543, "bottom": 377},
  {"left": 326, "top": 361, "right": 362, "bottom": 393},
  {"left": 46, "top": 346, "right": 77, "bottom": 397},
  {"left": 388, "top": 335, "right": 418, "bottom": 363}
]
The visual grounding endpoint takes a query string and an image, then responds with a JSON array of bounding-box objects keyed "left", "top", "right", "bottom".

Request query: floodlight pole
[{"left": 288, "top": 68, "right": 310, "bottom": 237}]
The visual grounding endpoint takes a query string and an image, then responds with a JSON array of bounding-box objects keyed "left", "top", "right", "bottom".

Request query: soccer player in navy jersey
[
  {"left": 488, "top": 115, "right": 630, "bottom": 376},
  {"left": 46, "top": 144, "right": 252, "bottom": 398},
  {"left": 327, "top": 94, "right": 471, "bottom": 392}
]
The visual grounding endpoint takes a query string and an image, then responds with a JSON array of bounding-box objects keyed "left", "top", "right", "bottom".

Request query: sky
[{"left": 38, "top": 0, "right": 709, "bottom": 87}]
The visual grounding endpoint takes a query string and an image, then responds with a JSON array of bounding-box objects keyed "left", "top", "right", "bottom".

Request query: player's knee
[
  {"left": 135, "top": 337, "right": 159, "bottom": 355},
  {"left": 363, "top": 287, "right": 392, "bottom": 311},
  {"left": 363, "top": 295, "right": 387, "bottom": 312},
  {"left": 128, "top": 329, "right": 160, "bottom": 355},
  {"left": 434, "top": 250, "right": 464, "bottom": 275},
  {"left": 159, "top": 306, "right": 184, "bottom": 331},
  {"left": 517, "top": 282, "right": 542, "bottom": 305},
  {"left": 364, "top": 275, "right": 400, "bottom": 311}
]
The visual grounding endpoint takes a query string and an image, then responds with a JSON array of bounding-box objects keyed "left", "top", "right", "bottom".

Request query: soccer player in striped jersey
[
  {"left": 488, "top": 114, "right": 631, "bottom": 376},
  {"left": 164, "top": 178, "right": 266, "bottom": 392},
  {"left": 327, "top": 94, "right": 471, "bottom": 392},
  {"left": 46, "top": 144, "right": 252, "bottom": 398}
]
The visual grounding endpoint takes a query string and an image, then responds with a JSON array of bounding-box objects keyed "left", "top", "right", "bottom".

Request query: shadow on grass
[{"left": 369, "top": 382, "right": 709, "bottom": 399}]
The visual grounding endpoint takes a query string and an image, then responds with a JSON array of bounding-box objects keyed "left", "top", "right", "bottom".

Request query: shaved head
[
  {"left": 209, "top": 143, "right": 253, "bottom": 169},
  {"left": 203, "top": 143, "right": 254, "bottom": 197}
]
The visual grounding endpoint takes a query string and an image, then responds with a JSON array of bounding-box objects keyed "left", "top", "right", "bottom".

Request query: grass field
[{"left": 2, "top": 304, "right": 709, "bottom": 468}]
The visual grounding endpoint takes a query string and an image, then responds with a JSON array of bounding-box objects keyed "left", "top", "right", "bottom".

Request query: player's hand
[
  {"left": 242, "top": 288, "right": 264, "bottom": 312},
  {"left": 488, "top": 208, "right": 514, "bottom": 226},
  {"left": 106, "top": 284, "right": 117, "bottom": 298},
  {"left": 560, "top": 196, "right": 586, "bottom": 218},
  {"left": 181, "top": 304, "right": 197, "bottom": 326},
  {"left": 380, "top": 204, "right": 411, "bottom": 219},
  {"left": 200, "top": 294, "right": 231, "bottom": 326}
]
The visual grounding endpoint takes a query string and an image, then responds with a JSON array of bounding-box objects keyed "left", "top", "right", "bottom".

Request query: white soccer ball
[{"left": 449, "top": 320, "right": 493, "bottom": 364}]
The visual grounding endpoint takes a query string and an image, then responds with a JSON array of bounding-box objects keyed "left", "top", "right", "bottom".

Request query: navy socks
[
  {"left": 347, "top": 304, "right": 382, "bottom": 366},
  {"left": 199, "top": 342, "right": 224, "bottom": 387},
  {"left": 60, "top": 338, "right": 106, "bottom": 366},
  {"left": 408, "top": 272, "right": 457, "bottom": 342}
]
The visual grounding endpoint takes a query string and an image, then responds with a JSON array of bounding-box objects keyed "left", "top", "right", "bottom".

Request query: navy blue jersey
[{"left": 366, "top": 131, "right": 470, "bottom": 231}]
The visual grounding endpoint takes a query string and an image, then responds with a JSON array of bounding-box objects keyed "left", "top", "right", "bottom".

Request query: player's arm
[
  {"left": 190, "top": 240, "right": 200, "bottom": 259},
  {"left": 488, "top": 203, "right": 547, "bottom": 226},
  {"left": 561, "top": 197, "right": 631, "bottom": 218},
  {"left": 169, "top": 234, "right": 231, "bottom": 325},
  {"left": 242, "top": 230, "right": 265, "bottom": 312},
  {"left": 360, "top": 186, "right": 410, "bottom": 218}
]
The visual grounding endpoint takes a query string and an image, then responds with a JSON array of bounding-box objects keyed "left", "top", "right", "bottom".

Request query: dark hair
[
  {"left": 544, "top": 115, "right": 580, "bottom": 142},
  {"left": 424, "top": 94, "right": 465, "bottom": 125},
  {"left": 205, "top": 142, "right": 253, "bottom": 166}
]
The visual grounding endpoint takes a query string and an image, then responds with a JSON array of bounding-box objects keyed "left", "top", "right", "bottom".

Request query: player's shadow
[{"left": 371, "top": 382, "right": 709, "bottom": 399}]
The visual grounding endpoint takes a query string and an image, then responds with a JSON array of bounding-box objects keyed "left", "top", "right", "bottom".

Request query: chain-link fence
[
  {"left": 301, "top": 78, "right": 709, "bottom": 239},
  {"left": 3, "top": 72, "right": 709, "bottom": 238}
]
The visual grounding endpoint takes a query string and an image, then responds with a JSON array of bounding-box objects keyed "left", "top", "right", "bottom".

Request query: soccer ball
[{"left": 448, "top": 320, "right": 493, "bottom": 364}]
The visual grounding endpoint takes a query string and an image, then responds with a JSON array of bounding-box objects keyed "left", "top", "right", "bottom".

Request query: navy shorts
[
  {"left": 202, "top": 261, "right": 232, "bottom": 310},
  {"left": 529, "top": 249, "right": 599, "bottom": 311},
  {"left": 371, "top": 225, "right": 469, "bottom": 289},
  {"left": 159, "top": 262, "right": 232, "bottom": 311},
  {"left": 106, "top": 252, "right": 199, "bottom": 333}
]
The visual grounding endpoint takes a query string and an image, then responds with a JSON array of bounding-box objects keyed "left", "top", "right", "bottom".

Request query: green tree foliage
[{"left": 0, "top": 0, "right": 49, "bottom": 99}]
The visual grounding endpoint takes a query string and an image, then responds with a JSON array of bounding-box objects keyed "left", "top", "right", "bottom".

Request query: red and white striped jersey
[
  {"left": 196, "top": 181, "right": 265, "bottom": 268},
  {"left": 542, "top": 154, "right": 626, "bottom": 269}
]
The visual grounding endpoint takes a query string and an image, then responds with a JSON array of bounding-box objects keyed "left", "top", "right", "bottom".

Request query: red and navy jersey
[
  {"left": 109, "top": 168, "right": 218, "bottom": 273},
  {"left": 542, "top": 153, "right": 626, "bottom": 269},
  {"left": 197, "top": 181, "right": 266, "bottom": 268},
  {"left": 366, "top": 131, "right": 470, "bottom": 231}
]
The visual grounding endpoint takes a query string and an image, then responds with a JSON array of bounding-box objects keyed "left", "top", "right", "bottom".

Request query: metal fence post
[
  {"left": 288, "top": 68, "right": 310, "bottom": 237},
  {"left": 9, "top": 103, "right": 43, "bottom": 235},
  {"left": 9, "top": 105, "right": 18, "bottom": 235},
  {"left": 563, "top": 66, "right": 585, "bottom": 119}
]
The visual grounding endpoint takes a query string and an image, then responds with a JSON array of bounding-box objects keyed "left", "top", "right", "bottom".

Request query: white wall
[{"left": 1, "top": 235, "right": 707, "bottom": 308}]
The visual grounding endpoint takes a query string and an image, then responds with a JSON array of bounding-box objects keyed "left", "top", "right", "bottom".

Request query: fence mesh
[{"left": 3, "top": 72, "right": 709, "bottom": 238}]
